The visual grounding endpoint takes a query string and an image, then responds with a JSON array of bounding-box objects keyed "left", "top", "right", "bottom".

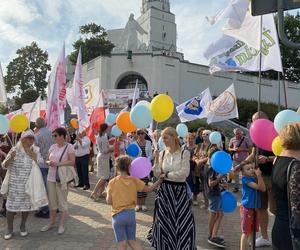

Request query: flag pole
[{"left": 253, "top": 14, "right": 263, "bottom": 250}]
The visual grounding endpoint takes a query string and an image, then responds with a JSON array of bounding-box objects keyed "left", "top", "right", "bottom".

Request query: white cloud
[
  {"left": 0, "top": 0, "right": 40, "bottom": 23},
  {"left": 35, "top": 0, "right": 63, "bottom": 24}
]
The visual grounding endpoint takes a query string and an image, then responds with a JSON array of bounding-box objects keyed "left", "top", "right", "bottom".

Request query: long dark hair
[{"left": 99, "top": 123, "right": 108, "bottom": 136}]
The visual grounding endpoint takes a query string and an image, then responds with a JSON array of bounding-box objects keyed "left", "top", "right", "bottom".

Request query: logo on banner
[
  {"left": 183, "top": 97, "right": 203, "bottom": 116},
  {"left": 208, "top": 91, "right": 237, "bottom": 116}
]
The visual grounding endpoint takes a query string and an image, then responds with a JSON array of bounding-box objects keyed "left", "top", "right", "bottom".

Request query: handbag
[{"left": 55, "top": 144, "right": 68, "bottom": 183}]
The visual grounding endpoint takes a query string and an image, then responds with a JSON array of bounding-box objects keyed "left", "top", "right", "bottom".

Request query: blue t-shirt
[{"left": 241, "top": 176, "right": 261, "bottom": 208}]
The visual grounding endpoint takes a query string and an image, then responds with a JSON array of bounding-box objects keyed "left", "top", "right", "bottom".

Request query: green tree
[
  {"left": 69, "top": 23, "right": 115, "bottom": 65},
  {"left": 5, "top": 42, "right": 51, "bottom": 97},
  {"left": 13, "top": 89, "right": 39, "bottom": 110},
  {"left": 280, "top": 13, "right": 300, "bottom": 83},
  {"left": 0, "top": 103, "right": 7, "bottom": 114}
]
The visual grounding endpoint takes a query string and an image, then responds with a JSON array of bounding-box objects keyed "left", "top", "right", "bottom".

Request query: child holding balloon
[
  {"left": 106, "top": 155, "right": 164, "bottom": 250},
  {"left": 206, "top": 146, "right": 227, "bottom": 248},
  {"left": 240, "top": 163, "right": 266, "bottom": 250}
]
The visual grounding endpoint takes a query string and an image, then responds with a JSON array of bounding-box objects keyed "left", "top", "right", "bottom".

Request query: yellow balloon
[
  {"left": 150, "top": 94, "right": 174, "bottom": 122},
  {"left": 10, "top": 114, "right": 29, "bottom": 133},
  {"left": 297, "top": 107, "right": 300, "bottom": 115},
  {"left": 272, "top": 136, "right": 283, "bottom": 156}
]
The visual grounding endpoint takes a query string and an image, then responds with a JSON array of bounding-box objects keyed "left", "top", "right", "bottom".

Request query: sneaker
[
  {"left": 83, "top": 185, "right": 90, "bottom": 190},
  {"left": 40, "top": 225, "right": 53, "bottom": 232},
  {"left": 4, "top": 232, "right": 13, "bottom": 240},
  {"left": 135, "top": 205, "right": 141, "bottom": 212},
  {"left": 255, "top": 236, "right": 271, "bottom": 247},
  {"left": 208, "top": 237, "right": 226, "bottom": 248},
  {"left": 141, "top": 205, "right": 148, "bottom": 212},
  {"left": 57, "top": 226, "right": 65, "bottom": 235},
  {"left": 20, "top": 231, "right": 28, "bottom": 237}
]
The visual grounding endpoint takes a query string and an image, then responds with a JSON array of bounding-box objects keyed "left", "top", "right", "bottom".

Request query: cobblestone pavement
[{"left": 0, "top": 172, "right": 274, "bottom": 250}]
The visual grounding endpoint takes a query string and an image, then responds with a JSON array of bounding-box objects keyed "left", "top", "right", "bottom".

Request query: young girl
[
  {"left": 106, "top": 155, "right": 164, "bottom": 250},
  {"left": 240, "top": 163, "right": 266, "bottom": 250}
]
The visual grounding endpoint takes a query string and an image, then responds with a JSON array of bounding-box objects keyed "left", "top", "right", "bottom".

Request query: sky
[{"left": 0, "top": 0, "right": 229, "bottom": 75}]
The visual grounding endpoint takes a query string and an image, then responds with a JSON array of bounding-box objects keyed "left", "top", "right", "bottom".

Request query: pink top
[{"left": 47, "top": 143, "right": 75, "bottom": 182}]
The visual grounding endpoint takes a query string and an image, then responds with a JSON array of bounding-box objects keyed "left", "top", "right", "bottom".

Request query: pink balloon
[
  {"left": 130, "top": 157, "right": 152, "bottom": 179},
  {"left": 250, "top": 119, "right": 278, "bottom": 152}
]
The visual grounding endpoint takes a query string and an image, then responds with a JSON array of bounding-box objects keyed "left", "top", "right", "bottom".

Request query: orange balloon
[
  {"left": 116, "top": 112, "right": 136, "bottom": 133},
  {"left": 70, "top": 118, "right": 78, "bottom": 129}
]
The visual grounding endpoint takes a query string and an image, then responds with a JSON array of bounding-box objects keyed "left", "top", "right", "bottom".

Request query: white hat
[{"left": 21, "top": 129, "right": 35, "bottom": 139}]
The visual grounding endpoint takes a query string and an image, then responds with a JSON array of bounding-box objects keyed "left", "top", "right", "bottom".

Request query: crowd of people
[{"left": 0, "top": 112, "right": 299, "bottom": 250}]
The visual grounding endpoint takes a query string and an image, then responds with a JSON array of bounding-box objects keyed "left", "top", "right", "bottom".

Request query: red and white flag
[{"left": 46, "top": 43, "right": 67, "bottom": 131}]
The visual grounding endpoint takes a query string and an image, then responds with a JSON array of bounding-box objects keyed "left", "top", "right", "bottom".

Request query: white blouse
[{"left": 153, "top": 149, "right": 190, "bottom": 182}]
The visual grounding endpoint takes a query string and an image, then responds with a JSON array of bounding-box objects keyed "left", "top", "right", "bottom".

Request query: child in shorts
[
  {"left": 106, "top": 155, "right": 164, "bottom": 250},
  {"left": 240, "top": 163, "right": 266, "bottom": 250},
  {"left": 206, "top": 146, "right": 227, "bottom": 248}
]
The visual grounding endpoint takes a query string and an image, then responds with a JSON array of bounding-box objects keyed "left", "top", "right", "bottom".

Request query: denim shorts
[
  {"left": 112, "top": 209, "right": 136, "bottom": 242},
  {"left": 208, "top": 195, "right": 222, "bottom": 213}
]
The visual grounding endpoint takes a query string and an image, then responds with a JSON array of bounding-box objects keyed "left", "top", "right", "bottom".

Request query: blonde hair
[
  {"left": 161, "top": 127, "right": 181, "bottom": 150},
  {"left": 279, "top": 122, "right": 300, "bottom": 150}
]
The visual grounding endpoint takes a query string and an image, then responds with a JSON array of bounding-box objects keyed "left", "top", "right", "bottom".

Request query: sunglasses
[{"left": 137, "top": 132, "right": 145, "bottom": 135}]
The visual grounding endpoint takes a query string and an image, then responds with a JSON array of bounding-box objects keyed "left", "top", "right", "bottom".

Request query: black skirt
[{"left": 147, "top": 180, "right": 196, "bottom": 250}]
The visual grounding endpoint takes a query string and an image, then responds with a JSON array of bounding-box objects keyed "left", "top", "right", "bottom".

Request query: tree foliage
[
  {"left": 69, "top": 23, "right": 115, "bottom": 65},
  {"left": 280, "top": 13, "right": 300, "bottom": 83},
  {"left": 13, "top": 88, "right": 39, "bottom": 110},
  {"left": 5, "top": 42, "right": 51, "bottom": 97}
]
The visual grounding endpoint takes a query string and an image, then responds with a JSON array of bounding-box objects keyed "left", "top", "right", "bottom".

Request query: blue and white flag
[{"left": 176, "top": 88, "right": 212, "bottom": 122}]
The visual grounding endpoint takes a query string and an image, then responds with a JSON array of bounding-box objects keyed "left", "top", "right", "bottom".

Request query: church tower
[{"left": 138, "top": 0, "right": 177, "bottom": 52}]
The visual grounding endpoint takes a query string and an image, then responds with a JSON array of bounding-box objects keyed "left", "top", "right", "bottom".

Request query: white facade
[
  {"left": 82, "top": 53, "right": 300, "bottom": 108},
  {"left": 81, "top": 0, "right": 300, "bottom": 109}
]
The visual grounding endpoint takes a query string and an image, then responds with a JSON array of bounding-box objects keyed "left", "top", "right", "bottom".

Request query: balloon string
[{"left": 4, "top": 134, "right": 13, "bottom": 147}]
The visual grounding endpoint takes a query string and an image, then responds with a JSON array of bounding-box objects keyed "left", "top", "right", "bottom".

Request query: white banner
[
  {"left": 0, "top": 62, "right": 7, "bottom": 104},
  {"left": 176, "top": 88, "right": 212, "bottom": 122},
  {"left": 204, "top": 1, "right": 282, "bottom": 73},
  {"left": 206, "top": 84, "right": 239, "bottom": 124},
  {"left": 22, "top": 96, "right": 46, "bottom": 122}
]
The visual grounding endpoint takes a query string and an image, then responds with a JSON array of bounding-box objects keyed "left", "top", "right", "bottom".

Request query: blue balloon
[
  {"left": 209, "top": 131, "right": 222, "bottom": 145},
  {"left": 176, "top": 123, "right": 188, "bottom": 138},
  {"left": 106, "top": 113, "right": 116, "bottom": 126},
  {"left": 0, "top": 114, "right": 9, "bottom": 135},
  {"left": 274, "top": 109, "right": 300, "bottom": 133},
  {"left": 111, "top": 125, "right": 122, "bottom": 137},
  {"left": 221, "top": 191, "right": 237, "bottom": 213},
  {"left": 130, "top": 105, "right": 152, "bottom": 129},
  {"left": 158, "top": 137, "right": 165, "bottom": 151},
  {"left": 211, "top": 151, "right": 232, "bottom": 175},
  {"left": 126, "top": 143, "right": 140, "bottom": 157}
]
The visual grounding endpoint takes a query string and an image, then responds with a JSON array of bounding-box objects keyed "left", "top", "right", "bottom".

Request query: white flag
[
  {"left": 176, "top": 88, "right": 212, "bottom": 122},
  {"left": 206, "top": 0, "right": 248, "bottom": 28},
  {"left": 70, "top": 47, "right": 89, "bottom": 132},
  {"left": 204, "top": 1, "right": 282, "bottom": 73},
  {"left": 206, "top": 84, "right": 238, "bottom": 124},
  {"left": 46, "top": 43, "right": 67, "bottom": 131},
  {"left": 0, "top": 62, "right": 7, "bottom": 105},
  {"left": 131, "top": 79, "right": 139, "bottom": 108},
  {"left": 22, "top": 96, "right": 46, "bottom": 122}
]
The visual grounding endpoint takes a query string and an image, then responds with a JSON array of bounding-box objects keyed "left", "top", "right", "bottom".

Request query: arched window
[{"left": 117, "top": 74, "right": 148, "bottom": 94}]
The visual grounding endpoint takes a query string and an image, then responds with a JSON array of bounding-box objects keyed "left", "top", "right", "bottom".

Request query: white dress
[
  {"left": 6, "top": 146, "right": 43, "bottom": 212},
  {"left": 96, "top": 133, "right": 110, "bottom": 179}
]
